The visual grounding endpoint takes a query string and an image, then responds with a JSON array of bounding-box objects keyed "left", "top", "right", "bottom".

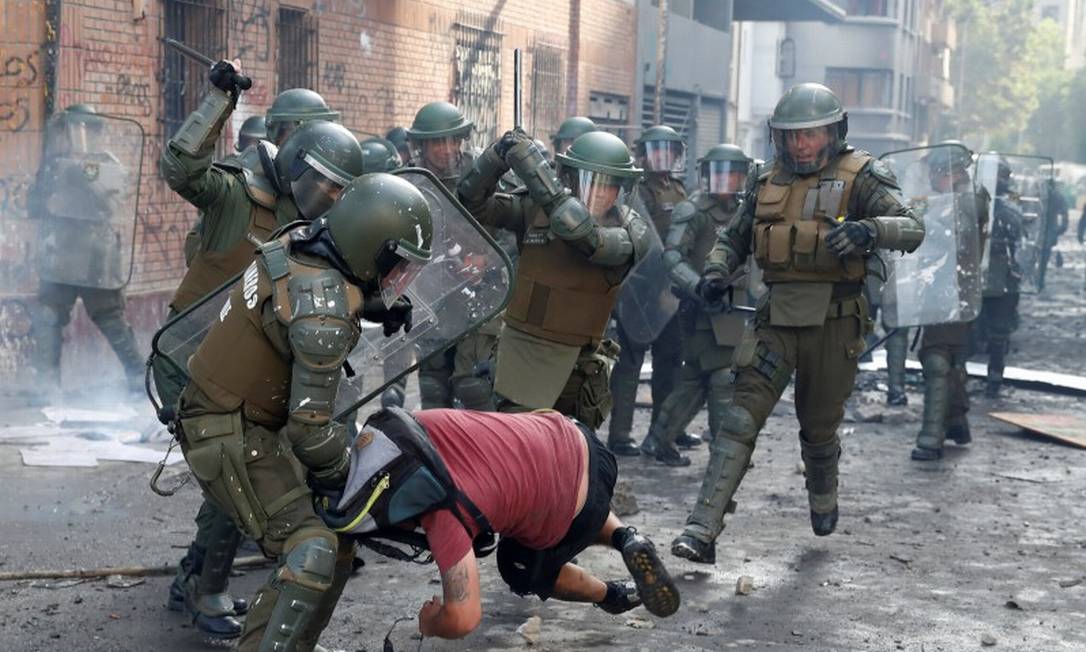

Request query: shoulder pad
[
  {"left": 509, "top": 185, "right": 530, "bottom": 196},
  {"left": 758, "top": 164, "right": 775, "bottom": 182},
  {"left": 286, "top": 266, "right": 354, "bottom": 322},
  {"left": 672, "top": 199, "right": 697, "bottom": 223},
  {"left": 864, "top": 158, "right": 900, "bottom": 189},
  {"left": 213, "top": 145, "right": 279, "bottom": 209}
]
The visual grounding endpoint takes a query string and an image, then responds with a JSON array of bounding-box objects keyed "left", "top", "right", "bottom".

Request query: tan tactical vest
[
  {"left": 187, "top": 236, "right": 363, "bottom": 426},
  {"left": 504, "top": 205, "right": 628, "bottom": 347},
  {"left": 753, "top": 151, "right": 870, "bottom": 283},
  {"left": 170, "top": 203, "right": 278, "bottom": 312}
]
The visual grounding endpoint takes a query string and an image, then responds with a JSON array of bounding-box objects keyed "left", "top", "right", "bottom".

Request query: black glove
[
  {"left": 695, "top": 273, "right": 729, "bottom": 306},
  {"left": 825, "top": 220, "right": 875, "bottom": 257},
  {"left": 380, "top": 296, "right": 413, "bottom": 337},
  {"left": 209, "top": 60, "right": 243, "bottom": 94},
  {"left": 363, "top": 295, "right": 413, "bottom": 336},
  {"left": 494, "top": 128, "right": 527, "bottom": 160}
]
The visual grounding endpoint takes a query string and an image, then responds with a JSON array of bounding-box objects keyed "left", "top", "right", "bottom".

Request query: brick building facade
[{"left": 0, "top": 0, "right": 637, "bottom": 382}]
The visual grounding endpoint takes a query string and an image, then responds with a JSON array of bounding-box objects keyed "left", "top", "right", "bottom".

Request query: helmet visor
[
  {"left": 575, "top": 169, "right": 625, "bottom": 219},
  {"left": 643, "top": 140, "right": 685, "bottom": 173},
  {"left": 702, "top": 160, "right": 750, "bottom": 196},
  {"left": 376, "top": 241, "right": 430, "bottom": 309},
  {"left": 411, "top": 136, "right": 467, "bottom": 178},
  {"left": 771, "top": 125, "right": 837, "bottom": 174},
  {"left": 289, "top": 152, "right": 353, "bottom": 220},
  {"left": 267, "top": 119, "right": 302, "bottom": 146}
]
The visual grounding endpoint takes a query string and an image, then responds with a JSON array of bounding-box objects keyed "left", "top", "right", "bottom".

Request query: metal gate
[{"left": 452, "top": 12, "right": 502, "bottom": 152}]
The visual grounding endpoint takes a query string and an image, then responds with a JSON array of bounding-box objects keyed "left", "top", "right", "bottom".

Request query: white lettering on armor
[{"left": 243, "top": 262, "right": 259, "bottom": 310}]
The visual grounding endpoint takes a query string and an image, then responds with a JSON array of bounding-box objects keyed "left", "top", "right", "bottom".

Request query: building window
[
  {"left": 161, "top": 0, "right": 226, "bottom": 151},
  {"left": 452, "top": 14, "right": 503, "bottom": 152},
  {"left": 847, "top": 0, "right": 889, "bottom": 17},
  {"left": 824, "top": 68, "right": 893, "bottom": 108},
  {"left": 590, "top": 91, "right": 630, "bottom": 128},
  {"left": 693, "top": 0, "right": 730, "bottom": 32},
  {"left": 529, "top": 43, "right": 565, "bottom": 142},
  {"left": 778, "top": 38, "right": 796, "bottom": 79},
  {"left": 278, "top": 7, "right": 318, "bottom": 92}
]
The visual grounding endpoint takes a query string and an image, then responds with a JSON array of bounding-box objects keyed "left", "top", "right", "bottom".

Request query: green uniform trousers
[
  {"left": 34, "top": 281, "right": 143, "bottom": 389},
  {"left": 418, "top": 329, "right": 498, "bottom": 411},
  {"left": 178, "top": 394, "right": 353, "bottom": 652},
  {"left": 608, "top": 314, "right": 681, "bottom": 442}
]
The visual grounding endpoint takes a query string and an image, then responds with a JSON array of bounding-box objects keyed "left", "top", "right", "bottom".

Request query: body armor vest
[
  {"left": 187, "top": 234, "right": 362, "bottom": 425},
  {"left": 170, "top": 202, "right": 278, "bottom": 312},
  {"left": 753, "top": 151, "right": 869, "bottom": 283},
  {"left": 641, "top": 175, "right": 686, "bottom": 236},
  {"left": 504, "top": 205, "right": 628, "bottom": 347}
]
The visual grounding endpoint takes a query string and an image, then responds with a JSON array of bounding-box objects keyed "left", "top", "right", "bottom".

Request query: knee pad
[
  {"left": 717, "top": 404, "right": 758, "bottom": 446},
  {"left": 280, "top": 534, "right": 337, "bottom": 591},
  {"left": 418, "top": 373, "right": 452, "bottom": 407},
  {"left": 920, "top": 350, "right": 951, "bottom": 378}
]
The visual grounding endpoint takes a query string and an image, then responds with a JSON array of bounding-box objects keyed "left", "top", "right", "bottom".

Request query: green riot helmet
[
  {"left": 275, "top": 121, "right": 365, "bottom": 220},
  {"left": 697, "top": 143, "right": 751, "bottom": 198},
  {"left": 555, "top": 131, "right": 643, "bottom": 218},
  {"left": 55, "top": 104, "right": 104, "bottom": 155},
  {"left": 550, "top": 116, "right": 597, "bottom": 156},
  {"left": 924, "top": 140, "right": 973, "bottom": 194},
  {"left": 406, "top": 101, "right": 473, "bottom": 178},
  {"left": 360, "top": 137, "right": 403, "bottom": 172},
  {"left": 324, "top": 173, "right": 433, "bottom": 306},
  {"left": 992, "top": 153, "right": 1014, "bottom": 196},
  {"left": 265, "top": 88, "right": 340, "bottom": 145},
  {"left": 635, "top": 125, "right": 686, "bottom": 174},
  {"left": 533, "top": 138, "right": 551, "bottom": 163},
  {"left": 385, "top": 126, "right": 411, "bottom": 163},
  {"left": 768, "top": 83, "right": 848, "bottom": 175},
  {"left": 235, "top": 115, "right": 267, "bottom": 152}
]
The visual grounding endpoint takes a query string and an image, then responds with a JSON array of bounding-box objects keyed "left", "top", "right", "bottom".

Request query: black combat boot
[
  {"left": 945, "top": 423, "right": 972, "bottom": 445},
  {"left": 608, "top": 436, "right": 642, "bottom": 457},
  {"left": 640, "top": 433, "right": 691, "bottom": 467},
  {"left": 671, "top": 534, "right": 716, "bottom": 564},
  {"left": 674, "top": 431, "right": 703, "bottom": 448}
]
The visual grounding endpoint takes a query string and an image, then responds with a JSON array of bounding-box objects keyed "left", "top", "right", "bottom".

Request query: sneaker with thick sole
[
  {"left": 621, "top": 532, "right": 680, "bottom": 617},
  {"left": 595, "top": 579, "right": 642, "bottom": 615}
]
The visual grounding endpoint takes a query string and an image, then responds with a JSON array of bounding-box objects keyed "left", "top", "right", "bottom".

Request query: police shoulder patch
[{"left": 867, "top": 159, "right": 901, "bottom": 189}]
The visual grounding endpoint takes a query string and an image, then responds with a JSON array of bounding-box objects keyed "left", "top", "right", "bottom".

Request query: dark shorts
[{"left": 496, "top": 423, "right": 618, "bottom": 600}]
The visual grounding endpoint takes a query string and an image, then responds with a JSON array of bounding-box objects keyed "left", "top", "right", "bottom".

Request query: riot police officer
[
  {"left": 407, "top": 101, "right": 497, "bottom": 411},
  {"left": 639, "top": 144, "right": 752, "bottom": 466},
  {"left": 671, "top": 83, "right": 924, "bottom": 563},
  {"left": 234, "top": 114, "right": 266, "bottom": 153},
  {"left": 459, "top": 130, "right": 653, "bottom": 428},
  {"left": 608, "top": 125, "right": 688, "bottom": 456},
  {"left": 977, "top": 155, "right": 1024, "bottom": 398},
  {"left": 158, "top": 61, "right": 361, "bottom": 637},
  {"left": 176, "top": 173, "right": 427, "bottom": 652},
  {"left": 551, "top": 115, "right": 598, "bottom": 157},
  {"left": 385, "top": 125, "right": 412, "bottom": 167},
  {"left": 911, "top": 142, "right": 989, "bottom": 461},
  {"left": 28, "top": 104, "right": 145, "bottom": 395}
]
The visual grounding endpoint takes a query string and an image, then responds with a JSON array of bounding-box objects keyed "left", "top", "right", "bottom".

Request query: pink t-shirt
[{"left": 415, "top": 409, "right": 587, "bottom": 573}]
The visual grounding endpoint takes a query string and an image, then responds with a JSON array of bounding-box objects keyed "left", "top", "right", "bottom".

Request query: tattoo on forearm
[{"left": 443, "top": 564, "right": 470, "bottom": 603}]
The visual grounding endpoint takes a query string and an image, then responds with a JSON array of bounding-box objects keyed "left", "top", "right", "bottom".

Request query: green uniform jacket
[{"left": 707, "top": 150, "right": 922, "bottom": 326}]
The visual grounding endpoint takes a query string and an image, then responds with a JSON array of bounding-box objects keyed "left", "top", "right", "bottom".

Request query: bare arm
[{"left": 418, "top": 549, "right": 482, "bottom": 639}]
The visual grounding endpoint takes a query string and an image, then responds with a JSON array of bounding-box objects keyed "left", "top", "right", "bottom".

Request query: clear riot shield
[
  {"left": 614, "top": 221, "right": 680, "bottom": 346},
  {"left": 613, "top": 185, "right": 680, "bottom": 346},
  {"left": 975, "top": 153, "right": 1053, "bottom": 294},
  {"left": 148, "top": 168, "right": 513, "bottom": 418},
  {"left": 31, "top": 111, "right": 144, "bottom": 289},
  {"left": 878, "top": 144, "right": 983, "bottom": 328}
]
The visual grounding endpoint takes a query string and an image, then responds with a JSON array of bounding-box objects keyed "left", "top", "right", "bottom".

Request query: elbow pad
[
  {"left": 458, "top": 146, "right": 510, "bottom": 208},
  {"left": 870, "top": 216, "right": 925, "bottom": 253},
  {"left": 507, "top": 139, "right": 567, "bottom": 209},
  {"left": 170, "top": 88, "right": 233, "bottom": 157}
]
